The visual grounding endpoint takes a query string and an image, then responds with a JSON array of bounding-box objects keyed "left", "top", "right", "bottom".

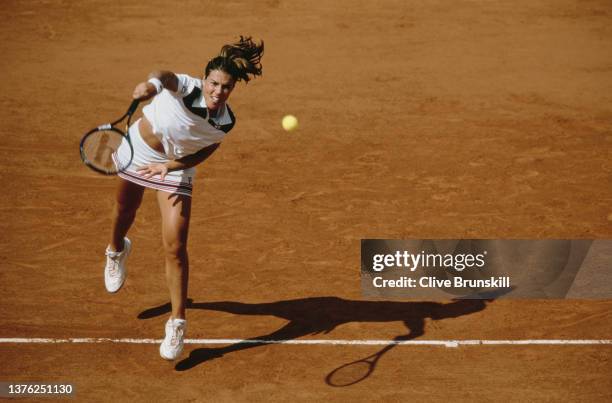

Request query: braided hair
[{"left": 205, "top": 36, "right": 264, "bottom": 83}]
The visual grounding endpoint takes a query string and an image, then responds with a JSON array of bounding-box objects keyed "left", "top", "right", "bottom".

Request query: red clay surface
[{"left": 1, "top": 0, "right": 611, "bottom": 401}]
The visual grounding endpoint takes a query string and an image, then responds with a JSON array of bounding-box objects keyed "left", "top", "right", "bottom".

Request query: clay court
[{"left": 1, "top": 0, "right": 611, "bottom": 401}]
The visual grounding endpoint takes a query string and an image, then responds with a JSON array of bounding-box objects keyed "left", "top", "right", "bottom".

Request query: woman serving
[{"left": 103, "top": 36, "right": 264, "bottom": 361}]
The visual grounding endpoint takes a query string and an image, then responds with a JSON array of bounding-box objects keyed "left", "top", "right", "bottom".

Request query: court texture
[{"left": 0, "top": 0, "right": 611, "bottom": 401}]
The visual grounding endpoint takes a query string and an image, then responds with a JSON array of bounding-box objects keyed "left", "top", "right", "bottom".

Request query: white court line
[{"left": 0, "top": 338, "right": 611, "bottom": 348}]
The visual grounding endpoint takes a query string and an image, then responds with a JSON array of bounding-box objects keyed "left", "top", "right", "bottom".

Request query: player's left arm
[
  {"left": 171, "top": 143, "right": 221, "bottom": 170},
  {"left": 137, "top": 143, "right": 220, "bottom": 180}
]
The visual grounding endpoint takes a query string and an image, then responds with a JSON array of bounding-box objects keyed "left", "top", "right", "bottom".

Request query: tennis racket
[
  {"left": 79, "top": 99, "right": 140, "bottom": 175},
  {"left": 326, "top": 344, "right": 396, "bottom": 387}
]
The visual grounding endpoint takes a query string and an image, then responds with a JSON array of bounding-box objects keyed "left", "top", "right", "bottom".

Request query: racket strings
[{"left": 81, "top": 129, "right": 127, "bottom": 174}]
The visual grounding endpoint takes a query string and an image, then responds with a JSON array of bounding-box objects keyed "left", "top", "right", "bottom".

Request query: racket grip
[{"left": 127, "top": 99, "right": 140, "bottom": 115}]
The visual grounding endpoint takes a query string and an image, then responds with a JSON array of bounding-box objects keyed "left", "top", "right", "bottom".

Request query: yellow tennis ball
[{"left": 282, "top": 115, "right": 298, "bottom": 131}]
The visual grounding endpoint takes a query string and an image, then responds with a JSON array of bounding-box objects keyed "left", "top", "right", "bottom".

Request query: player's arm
[
  {"left": 148, "top": 71, "right": 179, "bottom": 92},
  {"left": 132, "top": 70, "right": 180, "bottom": 101},
  {"left": 137, "top": 143, "right": 221, "bottom": 180},
  {"left": 170, "top": 143, "right": 221, "bottom": 170}
]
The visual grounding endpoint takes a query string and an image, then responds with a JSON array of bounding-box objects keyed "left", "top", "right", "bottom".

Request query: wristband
[{"left": 147, "top": 77, "right": 163, "bottom": 94}]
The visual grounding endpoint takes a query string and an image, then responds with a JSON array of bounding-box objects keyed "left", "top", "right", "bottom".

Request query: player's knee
[
  {"left": 163, "top": 238, "right": 188, "bottom": 259},
  {"left": 115, "top": 201, "right": 139, "bottom": 217}
]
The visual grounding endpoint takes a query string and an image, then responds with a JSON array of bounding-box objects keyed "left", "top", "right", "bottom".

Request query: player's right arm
[
  {"left": 132, "top": 70, "right": 181, "bottom": 100},
  {"left": 148, "top": 71, "right": 179, "bottom": 92}
]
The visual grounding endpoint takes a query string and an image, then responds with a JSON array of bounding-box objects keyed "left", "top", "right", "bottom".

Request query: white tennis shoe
[
  {"left": 160, "top": 317, "right": 187, "bottom": 361},
  {"left": 104, "top": 237, "right": 131, "bottom": 293}
]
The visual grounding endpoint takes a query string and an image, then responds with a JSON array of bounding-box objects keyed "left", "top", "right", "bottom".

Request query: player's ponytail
[{"left": 205, "top": 36, "right": 264, "bottom": 83}]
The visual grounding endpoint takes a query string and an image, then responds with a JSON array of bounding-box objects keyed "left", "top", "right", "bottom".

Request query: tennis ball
[{"left": 282, "top": 115, "right": 298, "bottom": 131}]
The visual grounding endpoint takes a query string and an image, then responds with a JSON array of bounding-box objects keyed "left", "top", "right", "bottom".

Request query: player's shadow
[{"left": 138, "top": 296, "right": 492, "bottom": 378}]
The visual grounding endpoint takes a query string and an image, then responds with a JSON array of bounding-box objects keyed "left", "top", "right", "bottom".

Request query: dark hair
[{"left": 205, "top": 36, "right": 264, "bottom": 83}]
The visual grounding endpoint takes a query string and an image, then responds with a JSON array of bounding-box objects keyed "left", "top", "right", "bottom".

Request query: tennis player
[{"left": 103, "top": 36, "right": 264, "bottom": 360}]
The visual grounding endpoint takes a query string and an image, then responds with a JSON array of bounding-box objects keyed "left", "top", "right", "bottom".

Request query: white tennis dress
[{"left": 115, "top": 74, "right": 235, "bottom": 197}]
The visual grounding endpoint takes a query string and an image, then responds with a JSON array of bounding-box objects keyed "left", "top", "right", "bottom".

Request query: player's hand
[
  {"left": 132, "top": 82, "right": 157, "bottom": 101},
  {"left": 137, "top": 163, "right": 169, "bottom": 180}
]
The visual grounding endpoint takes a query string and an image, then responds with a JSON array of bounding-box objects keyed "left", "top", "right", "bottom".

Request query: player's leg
[
  {"left": 105, "top": 178, "right": 145, "bottom": 293},
  {"left": 157, "top": 190, "right": 191, "bottom": 360},
  {"left": 109, "top": 178, "right": 145, "bottom": 252},
  {"left": 157, "top": 191, "right": 191, "bottom": 319}
]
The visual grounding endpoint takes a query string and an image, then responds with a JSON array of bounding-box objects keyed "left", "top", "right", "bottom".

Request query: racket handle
[{"left": 127, "top": 99, "right": 140, "bottom": 115}]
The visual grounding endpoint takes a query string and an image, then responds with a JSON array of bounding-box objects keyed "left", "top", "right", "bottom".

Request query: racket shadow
[
  {"left": 137, "top": 297, "right": 493, "bottom": 375},
  {"left": 325, "top": 341, "right": 399, "bottom": 387}
]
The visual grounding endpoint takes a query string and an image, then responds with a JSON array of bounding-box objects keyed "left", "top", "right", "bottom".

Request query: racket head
[{"left": 79, "top": 125, "right": 133, "bottom": 175}]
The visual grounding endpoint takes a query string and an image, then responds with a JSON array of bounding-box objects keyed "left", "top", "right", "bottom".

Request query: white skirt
[{"left": 114, "top": 119, "right": 195, "bottom": 197}]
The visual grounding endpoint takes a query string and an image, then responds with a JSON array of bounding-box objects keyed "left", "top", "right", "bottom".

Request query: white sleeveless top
[{"left": 142, "top": 73, "right": 235, "bottom": 159}]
